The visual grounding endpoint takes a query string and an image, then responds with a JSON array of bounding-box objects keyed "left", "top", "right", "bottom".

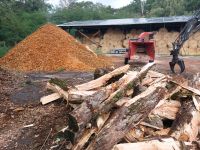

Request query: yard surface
[{"left": 0, "top": 55, "right": 199, "bottom": 150}]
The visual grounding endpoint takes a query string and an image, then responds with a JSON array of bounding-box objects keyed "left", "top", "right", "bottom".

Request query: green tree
[{"left": 0, "top": 0, "right": 50, "bottom": 46}]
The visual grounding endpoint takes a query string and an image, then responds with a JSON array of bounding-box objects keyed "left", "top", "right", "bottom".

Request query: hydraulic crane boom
[{"left": 169, "top": 10, "right": 200, "bottom": 73}]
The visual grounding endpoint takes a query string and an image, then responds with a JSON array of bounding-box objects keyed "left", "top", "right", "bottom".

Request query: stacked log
[{"left": 41, "top": 63, "right": 200, "bottom": 150}]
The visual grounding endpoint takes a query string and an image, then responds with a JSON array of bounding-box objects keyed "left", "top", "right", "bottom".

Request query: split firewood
[
  {"left": 99, "top": 62, "right": 155, "bottom": 114},
  {"left": 152, "top": 100, "right": 181, "bottom": 120},
  {"left": 148, "top": 70, "right": 165, "bottom": 78},
  {"left": 142, "top": 70, "right": 165, "bottom": 86},
  {"left": 86, "top": 82, "right": 167, "bottom": 150},
  {"left": 169, "top": 100, "right": 200, "bottom": 142},
  {"left": 40, "top": 65, "right": 130, "bottom": 104},
  {"left": 192, "top": 95, "right": 200, "bottom": 111},
  {"left": 40, "top": 83, "right": 96, "bottom": 104},
  {"left": 112, "top": 138, "right": 196, "bottom": 150},
  {"left": 151, "top": 85, "right": 182, "bottom": 119},
  {"left": 75, "top": 65, "right": 130, "bottom": 91},
  {"left": 170, "top": 79, "right": 200, "bottom": 96},
  {"left": 124, "top": 127, "right": 145, "bottom": 142},
  {"left": 40, "top": 93, "right": 61, "bottom": 105}
]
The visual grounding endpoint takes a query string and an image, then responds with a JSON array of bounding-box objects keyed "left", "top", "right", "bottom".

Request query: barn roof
[{"left": 57, "top": 16, "right": 190, "bottom": 28}]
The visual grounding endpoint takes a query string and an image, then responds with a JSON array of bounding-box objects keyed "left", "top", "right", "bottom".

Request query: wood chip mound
[{"left": 0, "top": 24, "right": 111, "bottom": 72}]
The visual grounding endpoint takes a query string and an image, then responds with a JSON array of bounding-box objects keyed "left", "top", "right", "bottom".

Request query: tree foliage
[
  {"left": 0, "top": 0, "right": 200, "bottom": 49},
  {"left": 0, "top": 0, "right": 50, "bottom": 46}
]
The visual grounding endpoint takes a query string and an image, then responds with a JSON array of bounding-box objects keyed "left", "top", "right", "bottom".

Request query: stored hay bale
[{"left": 101, "top": 28, "right": 125, "bottom": 53}]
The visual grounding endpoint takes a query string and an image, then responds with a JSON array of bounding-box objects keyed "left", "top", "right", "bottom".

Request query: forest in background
[{"left": 0, "top": 0, "right": 200, "bottom": 56}]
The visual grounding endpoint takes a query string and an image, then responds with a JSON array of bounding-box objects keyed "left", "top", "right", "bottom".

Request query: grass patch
[{"left": 0, "top": 46, "right": 10, "bottom": 57}]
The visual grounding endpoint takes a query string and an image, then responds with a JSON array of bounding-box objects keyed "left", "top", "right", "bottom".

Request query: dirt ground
[{"left": 0, "top": 55, "right": 199, "bottom": 150}]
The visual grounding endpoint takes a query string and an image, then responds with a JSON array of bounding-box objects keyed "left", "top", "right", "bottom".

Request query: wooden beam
[{"left": 78, "top": 30, "right": 102, "bottom": 47}]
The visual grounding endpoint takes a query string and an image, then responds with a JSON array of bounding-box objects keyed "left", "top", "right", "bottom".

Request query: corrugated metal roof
[{"left": 58, "top": 16, "right": 191, "bottom": 27}]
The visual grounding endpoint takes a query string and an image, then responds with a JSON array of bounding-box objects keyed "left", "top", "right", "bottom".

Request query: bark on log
[
  {"left": 86, "top": 84, "right": 166, "bottom": 150},
  {"left": 141, "top": 116, "right": 164, "bottom": 130},
  {"left": 112, "top": 138, "right": 195, "bottom": 150},
  {"left": 75, "top": 65, "right": 130, "bottom": 91},
  {"left": 72, "top": 113, "right": 110, "bottom": 150},
  {"left": 169, "top": 100, "right": 200, "bottom": 141},
  {"left": 46, "top": 82, "right": 69, "bottom": 100}
]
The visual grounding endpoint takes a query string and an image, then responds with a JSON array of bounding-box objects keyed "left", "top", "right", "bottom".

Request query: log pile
[{"left": 40, "top": 63, "right": 200, "bottom": 150}]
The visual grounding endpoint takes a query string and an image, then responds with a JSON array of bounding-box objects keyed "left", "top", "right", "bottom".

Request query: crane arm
[{"left": 169, "top": 10, "right": 200, "bottom": 73}]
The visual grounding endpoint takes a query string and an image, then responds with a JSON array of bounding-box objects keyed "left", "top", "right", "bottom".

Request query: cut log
[
  {"left": 46, "top": 82, "right": 69, "bottom": 100},
  {"left": 169, "top": 100, "right": 200, "bottom": 141},
  {"left": 124, "top": 127, "right": 144, "bottom": 142},
  {"left": 40, "top": 93, "right": 61, "bottom": 105},
  {"left": 112, "top": 138, "right": 194, "bottom": 150},
  {"left": 72, "top": 113, "right": 110, "bottom": 150},
  {"left": 75, "top": 65, "right": 130, "bottom": 91},
  {"left": 142, "top": 70, "right": 165, "bottom": 86},
  {"left": 170, "top": 79, "right": 200, "bottom": 96},
  {"left": 69, "top": 90, "right": 96, "bottom": 103},
  {"left": 192, "top": 95, "right": 200, "bottom": 111},
  {"left": 86, "top": 82, "right": 167, "bottom": 150},
  {"left": 99, "top": 62, "right": 155, "bottom": 113},
  {"left": 40, "top": 83, "right": 96, "bottom": 105},
  {"left": 151, "top": 85, "right": 182, "bottom": 119},
  {"left": 148, "top": 70, "right": 165, "bottom": 78},
  {"left": 152, "top": 100, "right": 181, "bottom": 120}
]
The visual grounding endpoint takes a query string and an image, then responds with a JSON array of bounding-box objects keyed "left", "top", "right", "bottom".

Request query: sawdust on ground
[{"left": 0, "top": 24, "right": 111, "bottom": 72}]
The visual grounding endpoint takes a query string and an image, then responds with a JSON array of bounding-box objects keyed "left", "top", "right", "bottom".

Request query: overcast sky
[{"left": 47, "top": 0, "right": 132, "bottom": 9}]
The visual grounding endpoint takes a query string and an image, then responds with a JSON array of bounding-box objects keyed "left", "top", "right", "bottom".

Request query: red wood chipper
[{"left": 124, "top": 32, "right": 155, "bottom": 64}]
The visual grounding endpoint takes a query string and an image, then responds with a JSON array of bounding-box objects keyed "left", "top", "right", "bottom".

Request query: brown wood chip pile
[{"left": 0, "top": 24, "right": 111, "bottom": 72}]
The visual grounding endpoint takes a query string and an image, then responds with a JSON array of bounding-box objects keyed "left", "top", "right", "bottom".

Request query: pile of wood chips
[
  {"left": 40, "top": 63, "right": 200, "bottom": 150},
  {"left": 0, "top": 24, "right": 111, "bottom": 72}
]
